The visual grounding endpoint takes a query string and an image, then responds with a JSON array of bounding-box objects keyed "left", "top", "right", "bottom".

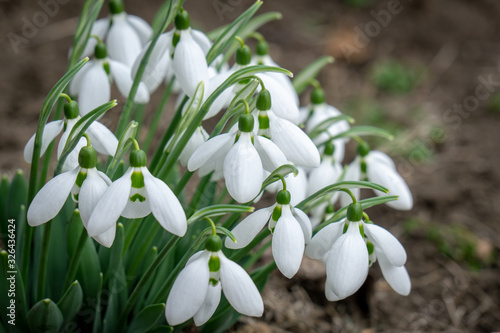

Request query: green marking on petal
[
  {"left": 75, "top": 171, "right": 87, "bottom": 187},
  {"left": 208, "top": 256, "right": 220, "bottom": 272},
  {"left": 130, "top": 193, "right": 146, "bottom": 202},
  {"left": 131, "top": 171, "right": 145, "bottom": 188},
  {"left": 209, "top": 278, "right": 218, "bottom": 286}
]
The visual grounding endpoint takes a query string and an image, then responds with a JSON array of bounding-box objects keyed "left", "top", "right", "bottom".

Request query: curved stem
[
  {"left": 339, "top": 188, "right": 357, "bottom": 204},
  {"left": 59, "top": 93, "right": 72, "bottom": 103},
  {"left": 205, "top": 218, "right": 217, "bottom": 236}
]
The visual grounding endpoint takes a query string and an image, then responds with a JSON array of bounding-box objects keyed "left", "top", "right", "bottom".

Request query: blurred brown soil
[{"left": 1, "top": 0, "right": 500, "bottom": 332}]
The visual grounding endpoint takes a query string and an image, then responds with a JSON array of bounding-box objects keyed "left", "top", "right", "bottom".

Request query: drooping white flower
[
  {"left": 306, "top": 203, "right": 410, "bottom": 300},
  {"left": 27, "top": 145, "right": 115, "bottom": 246},
  {"left": 165, "top": 235, "right": 263, "bottom": 326},
  {"left": 87, "top": 149, "right": 187, "bottom": 238},
  {"left": 340, "top": 145, "right": 413, "bottom": 210},
  {"left": 255, "top": 90, "right": 320, "bottom": 168},
  {"left": 266, "top": 167, "right": 308, "bottom": 206},
  {"left": 70, "top": 42, "right": 149, "bottom": 115},
  {"left": 24, "top": 100, "right": 118, "bottom": 172},
  {"left": 226, "top": 189, "right": 312, "bottom": 278},
  {"left": 80, "top": 1, "right": 152, "bottom": 67},
  {"left": 176, "top": 126, "right": 209, "bottom": 167},
  {"left": 188, "top": 113, "right": 287, "bottom": 203}
]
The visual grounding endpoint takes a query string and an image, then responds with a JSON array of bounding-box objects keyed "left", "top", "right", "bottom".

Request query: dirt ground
[{"left": 1, "top": 0, "right": 500, "bottom": 332}]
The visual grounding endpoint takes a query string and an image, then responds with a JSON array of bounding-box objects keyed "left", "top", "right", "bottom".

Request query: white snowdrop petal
[
  {"left": 179, "top": 127, "right": 209, "bottom": 167},
  {"left": 364, "top": 223, "right": 407, "bottom": 266},
  {"left": 173, "top": 30, "right": 209, "bottom": 97},
  {"left": 376, "top": 249, "right": 411, "bottom": 296},
  {"left": 193, "top": 282, "right": 221, "bottom": 326},
  {"left": 203, "top": 71, "right": 233, "bottom": 120},
  {"left": 126, "top": 14, "right": 152, "bottom": 45},
  {"left": 367, "top": 159, "right": 413, "bottom": 210},
  {"left": 121, "top": 186, "right": 150, "bottom": 219},
  {"left": 307, "top": 157, "right": 343, "bottom": 196},
  {"left": 285, "top": 169, "right": 308, "bottom": 206},
  {"left": 325, "top": 280, "right": 345, "bottom": 302},
  {"left": 220, "top": 254, "right": 264, "bottom": 317},
  {"left": 78, "top": 61, "right": 110, "bottom": 116},
  {"left": 27, "top": 167, "right": 79, "bottom": 226},
  {"left": 24, "top": 120, "right": 64, "bottom": 163},
  {"left": 93, "top": 224, "right": 116, "bottom": 248},
  {"left": 254, "top": 136, "right": 287, "bottom": 172},
  {"left": 326, "top": 222, "right": 369, "bottom": 298},
  {"left": 78, "top": 168, "right": 109, "bottom": 226},
  {"left": 107, "top": 14, "right": 142, "bottom": 67},
  {"left": 272, "top": 206, "right": 305, "bottom": 278},
  {"left": 269, "top": 113, "right": 320, "bottom": 168},
  {"left": 259, "top": 74, "right": 299, "bottom": 123},
  {"left": 188, "top": 133, "right": 233, "bottom": 172},
  {"left": 143, "top": 168, "right": 187, "bottom": 236},
  {"left": 69, "top": 62, "right": 91, "bottom": 97},
  {"left": 305, "top": 220, "right": 345, "bottom": 259},
  {"left": 225, "top": 207, "right": 273, "bottom": 249},
  {"left": 292, "top": 208, "right": 312, "bottom": 243},
  {"left": 223, "top": 133, "right": 263, "bottom": 203},
  {"left": 191, "top": 29, "right": 212, "bottom": 55},
  {"left": 61, "top": 138, "right": 86, "bottom": 173},
  {"left": 86, "top": 121, "right": 118, "bottom": 156},
  {"left": 108, "top": 59, "right": 150, "bottom": 104},
  {"left": 366, "top": 150, "right": 396, "bottom": 170},
  {"left": 165, "top": 252, "right": 210, "bottom": 326},
  {"left": 87, "top": 168, "right": 132, "bottom": 236}
]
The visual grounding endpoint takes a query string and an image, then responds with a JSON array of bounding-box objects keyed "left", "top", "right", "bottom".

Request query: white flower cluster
[{"left": 24, "top": 2, "right": 416, "bottom": 329}]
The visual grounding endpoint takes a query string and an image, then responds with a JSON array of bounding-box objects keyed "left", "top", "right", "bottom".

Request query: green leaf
[
  {"left": 293, "top": 56, "right": 334, "bottom": 94},
  {"left": 215, "top": 226, "right": 237, "bottom": 243},
  {"left": 147, "top": 326, "right": 173, "bottom": 333},
  {"left": 106, "top": 121, "right": 138, "bottom": 177},
  {"left": 6, "top": 170, "right": 27, "bottom": 221},
  {"left": 308, "top": 115, "right": 355, "bottom": 139},
  {"left": 57, "top": 281, "right": 83, "bottom": 323},
  {"left": 55, "top": 100, "right": 117, "bottom": 175},
  {"left": 0, "top": 250, "right": 28, "bottom": 331},
  {"left": 206, "top": 0, "right": 262, "bottom": 65},
  {"left": 261, "top": 164, "right": 299, "bottom": 190},
  {"left": 151, "top": 0, "right": 183, "bottom": 35},
  {"left": 69, "top": 0, "right": 103, "bottom": 67},
  {"left": 331, "top": 125, "right": 394, "bottom": 141},
  {"left": 66, "top": 210, "right": 101, "bottom": 298},
  {"left": 326, "top": 195, "right": 399, "bottom": 224},
  {"left": 296, "top": 180, "right": 389, "bottom": 210},
  {"left": 126, "top": 303, "right": 165, "bottom": 333},
  {"left": 92, "top": 273, "right": 104, "bottom": 333},
  {"left": 0, "top": 175, "right": 10, "bottom": 246},
  {"left": 187, "top": 205, "right": 255, "bottom": 224},
  {"left": 27, "top": 299, "right": 63, "bottom": 333}
]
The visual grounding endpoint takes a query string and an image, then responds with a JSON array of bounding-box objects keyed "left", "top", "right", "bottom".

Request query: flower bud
[
  {"left": 276, "top": 189, "right": 291, "bottom": 205},
  {"left": 64, "top": 101, "right": 79, "bottom": 119},
  {"left": 236, "top": 45, "right": 251, "bottom": 66},
  {"left": 346, "top": 202, "right": 363, "bottom": 222},
  {"left": 94, "top": 43, "right": 107, "bottom": 59},
  {"left": 257, "top": 90, "right": 271, "bottom": 111},
  {"left": 175, "top": 9, "right": 190, "bottom": 31},
  {"left": 109, "top": 0, "right": 124, "bottom": 14},
  {"left": 256, "top": 40, "right": 269, "bottom": 56},
  {"left": 130, "top": 149, "right": 147, "bottom": 167},
  {"left": 238, "top": 114, "right": 254, "bottom": 133},
  {"left": 205, "top": 234, "right": 222, "bottom": 252},
  {"left": 324, "top": 142, "right": 335, "bottom": 156},
  {"left": 357, "top": 141, "right": 370, "bottom": 157},
  {"left": 78, "top": 146, "right": 97, "bottom": 169},
  {"left": 311, "top": 86, "right": 325, "bottom": 105}
]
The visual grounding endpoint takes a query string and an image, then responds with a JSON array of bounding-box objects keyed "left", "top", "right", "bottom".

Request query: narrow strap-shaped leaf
[
  {"left": 57, "top": 281, "right": 83, "bottom": 324},
  {"left": 106, "top": 120, "right": 138, "bottom": 178},
  {"left": 187, "top": 205, "right": 255, "bottom": 224},
  {"left": 293, "top": 56, "right": 334, "bottom": 94},
  {"left": 206, "top": 0, "right": 262, "bottom": 65},
  {"left": 69, "top": 0, "right": 103, "bottom": 67},
  {"left": 331, "top": 125, "right": 394, "bottom": 141},
  {"left": 126, "top": 303, "right": 165, "bottom": 333},
  {"left": 309, "top": 115, "right": 355, "bottom": 139},
  {"left": 55, "top": 100, "right": 117, "bottom": 175},
  {"left": 0, "top": 250, "right": 28, "bottom": 331},
  {"left": 296, "top": 180, "right": 389, "bottom": 210},
  {"left": 261, "top": 164, "right": 299, "bottom": 191}
]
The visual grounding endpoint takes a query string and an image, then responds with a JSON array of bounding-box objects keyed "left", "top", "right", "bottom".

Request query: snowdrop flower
[
  {"left": 226, "top": 189, "right": 312, "bottom": 278},
  {"left": 70, "top": 42, "right": 149, "bottom": 115},
  {"left": 27, "top": 145, "right": 115, "bottom": 246},
  {"left": 87, "top": 148, "right": 187, "bottom": 238},
  {"left": 171, "top": 9, "right": 210, "bottom": 97},
  {"left": 24, "top": 100, "right": 118, "bottom": 172},
  {"left": 299, "top": 86, "right": 350, "bottom": 162},
  {"left": 265, "top": 167, "right": 307, "bottom": 207},
  {"left": 306, "top": 202, "right": 410, "bottom": 300},
  {"left": 166, "top": 235, "right": 263, "bottom": 326},
  {"left": 81, "top": 0, "right": 152, "bottom": 67},
  {"left": 339, "top": 142, "right": 413, "bottom": 210},
  {"left": 188, "top": 112, "right": 287, "bottom": 203},
  {"left": 253, "top": 39, "right": 299, "bottom": 108},
  {"left": 256, "top": 90, "right": 320, "bottom": 168},
  {"left": 175, "top": 126, "right": 209, "bottom": 167}
]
